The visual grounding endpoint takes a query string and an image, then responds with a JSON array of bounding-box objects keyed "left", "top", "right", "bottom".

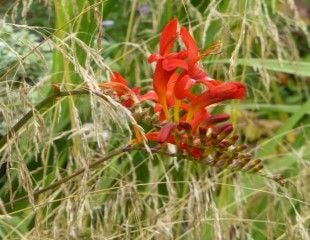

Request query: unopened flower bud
[
  {"left": 230, "top": 160, "right": 242, "bottom": 170},
  {"left": 218, "top": 123, "right": 233, "bottom": 133},
  {"left": 230, "top": 135, "right": 239, "bottom": 144},
  {"left": 237, "top": 144, "right": 247, "bottom": 151},
  {"left": 198, "top": 127, "right": 207, "bottom": 136},
  {"left": 218, "top": 140, "right": 229, "bottom": 148},
  {"left": 206, "top": 114, "right": 230, "bottom": 125},
  {"left": 242, "top": 159, "right": 262, "bottom": 172},
  {"left": 272, "top": 173, "right": 286, "bottom": 186},
  {"left": 211, "top": 132, "right": 218, "bottom": 139},
  {"left": 177, "top": 122, "right": 192, "bottom": 131},
  {"left": 250, "top": 164, "right": 264, "bottom": 173}
]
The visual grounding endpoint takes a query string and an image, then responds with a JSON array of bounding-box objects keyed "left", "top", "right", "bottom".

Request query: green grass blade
[
  {"left": 239, "top": 104, "right": 302, "bottom": 113},
  {"left": 205, "top": 59, "right": 310, "bottom": 77},
  {"left": 257, "top": 100, "right": 310, "bottom": 158}
]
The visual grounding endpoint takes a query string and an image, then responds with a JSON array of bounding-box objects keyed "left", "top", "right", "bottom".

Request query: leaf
[
  {"left": 239, "top": 104, "right": 302, "bottom": 113},
  {"left": 257, "top": 100, "right": 310, "bottom": 158},
  {"left": 204, "top": 58, "right": 310, "bottom": 77}
]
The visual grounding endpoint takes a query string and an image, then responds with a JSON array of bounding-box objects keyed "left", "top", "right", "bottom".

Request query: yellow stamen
[
  {"left": 173, "top": 99, "right": 181, "bottom": 123},
  {"left": 133, "top": 126, "right": 143, "bottom": 143},
  {"left": 186, "top": 107, "right": 196, "bottom": 122},
  {"left": 160, "top": 97, "right": 170, "bottom": 120}
]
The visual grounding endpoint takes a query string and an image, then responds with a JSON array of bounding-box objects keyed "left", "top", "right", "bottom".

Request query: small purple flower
[{"left": 139, "top": 4, "right": 150, "bottom": 16}]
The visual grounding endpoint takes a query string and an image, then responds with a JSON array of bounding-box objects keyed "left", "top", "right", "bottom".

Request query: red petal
[
  {"left": 111, "top": 72, "right": 127, "bottom": 86},
  {"left": 158, "top": 123, "right": 175, "bottom": 143},
  {"left": 139, "top": 90, "right": 158, "bottom": 102},
  {"left": 153, "top": 62, "right": 174, "bottom": 119},
  {"left": 146, "top": 131, "right": 175, "bottom": 144},
  {"left": 122, "top": 99, "right": 134, "bottom": 108},
  {"left": 145, "top": 132, "right": 159, "bottom": 142},
  {"left": 160, "top": 19, "right": 178, "bottom": 56},
  {"left": 166, "top": 72, "right": 180, "bottom": 99},
  {"left": 205, "top": 114, "right": 230, "bottom": 126},
  {"left": 190, "top": 65, "right": 208, "bottom": 79},
  {"left": 186, "top": 82, "right": 245, "bottom": 120},
  {"left": 98, "top": 82, "right": 129, "bottom": 95},
  {"left": 148, "top": 54, "right": 163, "bottom": 63},
  {"left": 174, "top": 75, "right": 195, "bottom": 99},
  {"left": 166, "top": 50, "right": 188, "bottom": 60},
  {"left": 192, "top": 82, "right": 246, "bottom": 110},
  {"left": 132, "top": 87, "right": 140, "bottom": 95},
  {"left": 191, "top": 147, "right": 201, "bottom": 159},
  {"left": 180, "top": 27, "right": 199, "bottom": 67},
  {"left": 190, "top": 109, "right": 209, "bottom": 132},
  {"left": 162, "top": 58, "right": 188, "bottom": 71}
]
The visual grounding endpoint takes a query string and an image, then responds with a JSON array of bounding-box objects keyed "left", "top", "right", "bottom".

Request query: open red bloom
[
  {"left": 148, "top": 19, "right": 179, "bottom": 119},
  {"left": 186, "top": 81, "right": 246, "bottom": 120},
  {"left": 99, "top": 72, "right": 157, "bottom": 108},
  {"left": 99, "top": 19, "right": 246, "bottom": 161}
]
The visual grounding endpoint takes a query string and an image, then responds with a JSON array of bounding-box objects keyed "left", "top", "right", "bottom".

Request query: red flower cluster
[
  {"left": 97, "top": 19, "right": 285, "bottom": 185},
  {"left": 144, "top": 19, "right": 246, "bottom": 159},
  {"left": 148, "top": 19, "right": 245, "bottom": 123},
  {"left": 99, "top": 19, "right": 246, "bottom": 158}
]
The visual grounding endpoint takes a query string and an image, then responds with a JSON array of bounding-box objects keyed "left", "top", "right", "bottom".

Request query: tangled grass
[{"left": 0, "top": 0, "right": 309, "bottom": 239}]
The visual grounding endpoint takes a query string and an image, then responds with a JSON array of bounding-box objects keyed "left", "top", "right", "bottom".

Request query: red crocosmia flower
[
  {"left": 161, "top": 26, "right": 213, "bottom": 102},
  {"left": 187, "top": 82, "right": 246, "bottom": 120},
  {"left": 148, "top": 19, "right": 180, "bottom": 119},
  {"left": 162, "top": 26, "right": 208, "bottom": 78},
  {"left": 99, "top": 72, "right": 157, "bottom": 108},
  {"left": 110, "top": 72, "right": 139, "bottom": 107},
  {"left": 179, "top": 27, "right": 221, "bottom": 78},
  {"left": 111, "top": 72, "right": 141, "bottom": 97},
  {"left": 161, "top": 27, "right": 203, "bottom": 76},
  {"left": 141, "top": 19, "right": 248, "bottom": 162}
]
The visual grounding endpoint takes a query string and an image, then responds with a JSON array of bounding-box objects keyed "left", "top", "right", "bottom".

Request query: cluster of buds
[
  {"left": 97, "top": 19, "right": 284, "bottom": 185},
  {"left": 146, "top": 117, "right": 265, "bottom": 174}
]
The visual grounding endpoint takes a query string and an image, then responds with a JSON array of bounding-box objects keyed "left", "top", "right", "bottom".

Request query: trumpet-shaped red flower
[
  {"left": 147, "top": 19, "right": 179, "bottom": 119},
  {"left": 98, "top": 72, "right": 157, "bottom": 108},
  {"left": 101, "top": 19, "right": 246, "bottom": 160},
  {"left": 186, "top": 81, "right": 246, "bottom": 121},
  {"left": 96, "top": 19, "right": 284, "bottom": 185},
  {"left": 145, "top": 19, "right": 247, "bottom": 159}
]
